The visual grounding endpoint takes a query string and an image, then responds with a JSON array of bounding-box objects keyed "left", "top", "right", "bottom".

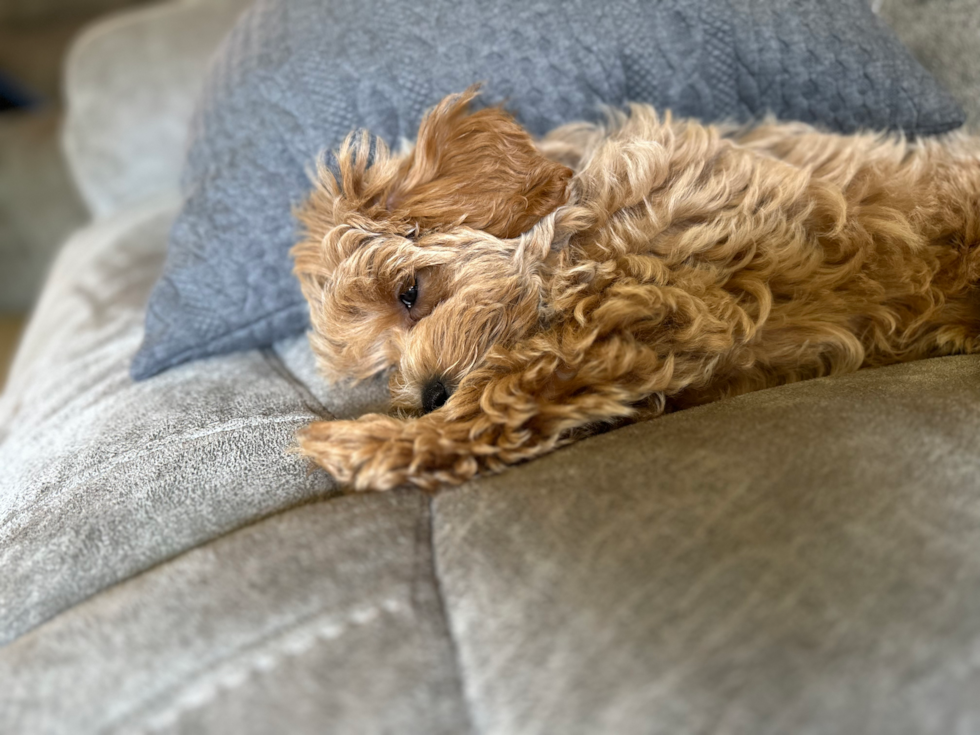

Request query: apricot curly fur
[{"left": 292, "top": 90, "right": 980, "bottom": 492}]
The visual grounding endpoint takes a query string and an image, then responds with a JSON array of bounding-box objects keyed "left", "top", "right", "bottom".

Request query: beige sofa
[{"left": 2, "top": 0, "right": 980, "bottom": 732}]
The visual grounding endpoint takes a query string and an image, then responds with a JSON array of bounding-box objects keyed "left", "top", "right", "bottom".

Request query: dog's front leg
[
  {"left": 297, "top": 344, "right": 682, "bottom": 492},
  {"left": 296, "top": 411, "right": 488, "bottom": 492},
  {"left": 298, "top": 414, "right": 440, "bottom": 490}
]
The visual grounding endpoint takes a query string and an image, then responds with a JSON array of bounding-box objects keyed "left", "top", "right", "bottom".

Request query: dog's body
[{"left": 293, "top": 90, "right": 980, "bottom": 491}]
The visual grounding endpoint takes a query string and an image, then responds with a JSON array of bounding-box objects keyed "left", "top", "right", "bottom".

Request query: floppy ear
[{"left": 387, "top": 88, "right": 573, "bottom": 238}]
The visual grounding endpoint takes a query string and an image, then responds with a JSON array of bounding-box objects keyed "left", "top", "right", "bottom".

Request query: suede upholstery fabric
[
  {"left": 5, "top": 0, "right": 980, "bottom": 732},
  {"left": 434, "top": 359, "right": 980, "bottom": 733},
  {"left": 0, "top": 200, "right": 394, "bottom": 647},
  {"left": 129, "top": 0, "right": 967, "bottom": 380},
  {"left": 4, "top": 201, "right": 980, "bottom": 732},
  {"left": 2, "top": 492, "right": 469, "bottom": 735}
]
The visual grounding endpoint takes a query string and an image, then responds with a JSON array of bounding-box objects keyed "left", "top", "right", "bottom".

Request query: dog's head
[{"left": 293, "top": 88, "right": 574, "bottom": 408}]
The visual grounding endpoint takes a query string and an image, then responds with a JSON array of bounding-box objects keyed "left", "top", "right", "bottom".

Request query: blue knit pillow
[{"left": 131, "top": 0, "right": 965, "bottom": 379}]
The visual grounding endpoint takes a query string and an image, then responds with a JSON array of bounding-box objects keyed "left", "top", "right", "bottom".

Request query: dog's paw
[
  {"left": 297, "top": 415, "right": 417, "bottom": 491},
  {"left": 296, "top": 414, "right": 480, "bottom": 492}
]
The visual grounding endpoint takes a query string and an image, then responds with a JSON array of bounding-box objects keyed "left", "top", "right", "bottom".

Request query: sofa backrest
[{"left": 61, "top": 0, "right": 250, "bottom": 217}]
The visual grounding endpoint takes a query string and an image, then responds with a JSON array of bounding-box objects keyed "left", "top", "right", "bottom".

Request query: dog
[{"left": 291, "top": 88, "right": 980, "bottom": 492}]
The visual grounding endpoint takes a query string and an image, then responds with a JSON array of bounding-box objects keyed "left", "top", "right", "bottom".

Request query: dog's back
[{"left": 546, "top": 107, "right": 980, "bottom": 406}]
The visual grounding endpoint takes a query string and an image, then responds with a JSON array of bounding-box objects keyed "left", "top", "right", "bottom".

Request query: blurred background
[
  {"left": 0, "top": 0, "right": 977, "bottom": 392},
  {"left": 0, "top": 0, "right": 150, "bottom": 389}
]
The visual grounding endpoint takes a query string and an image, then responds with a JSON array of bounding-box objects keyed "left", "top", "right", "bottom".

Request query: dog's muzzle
[{"left": 421, "top": 378, "right": 451, "bottom": 414}]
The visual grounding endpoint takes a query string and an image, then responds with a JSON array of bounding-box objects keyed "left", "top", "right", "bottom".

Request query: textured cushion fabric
[
  {"left": 1, "top": 493, "right": 469, "bottom": 735},
  {"left": 129, "top": 0, "right": 967, "bottom": 380},
  {"left": 435, "top": 357, "right": 980, "bottom": 734},
  {"left": 5, "top": 199, "right": 980, "bottom": 731},
  {"left": 62, "top": 0, "right": 253, "bottom": 218},
  {"left": 0, "top": 198, "right": 385, "bottom": 647},
  {"left": 8, "top": 1, "right": 980, "bottom": 730}
]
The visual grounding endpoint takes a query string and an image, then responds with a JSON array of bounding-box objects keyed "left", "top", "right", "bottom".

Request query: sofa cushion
[
  {"left": 128, "top": 0, "right": 967, "bottom": 380},
  {"left": 0, "top": 493, "right": 468, "bottom": 735},
  {"left": 433, "top": 354, "right": 980, "bottom": 733},
  {"left": 62, "top": 0, "right": 253, "bottom": 218},
  {"left": 5, "top": 196, "right": 980, "bottom": 731},
  {"left": 0, "top": 198, "right": 386, "bottom": 647}
]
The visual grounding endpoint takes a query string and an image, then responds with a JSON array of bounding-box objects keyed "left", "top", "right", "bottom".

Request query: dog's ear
[
  {"left": 294, "top": 157, "right": 342, "bottom": 252},
  {"left": 387, "top": 88, "right": 573, "bottom": 238}
]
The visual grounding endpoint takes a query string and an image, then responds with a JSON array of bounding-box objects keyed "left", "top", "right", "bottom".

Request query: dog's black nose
[{"left": 421, "top": 378, "right": 450, "bottom": 414}]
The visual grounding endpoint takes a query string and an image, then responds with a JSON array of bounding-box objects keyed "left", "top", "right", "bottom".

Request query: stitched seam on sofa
[
  {"left": 259, "top": 346, "right": 335, "bottom": 421},
  {"left": 106, "top": 598, "right": 410, "bottom": 735},
  {"left": 427, "top": 495, "right": 479, "bottom": 735},
  {"left": 0, "top": 413, "right": 315, "bottom": 542}
]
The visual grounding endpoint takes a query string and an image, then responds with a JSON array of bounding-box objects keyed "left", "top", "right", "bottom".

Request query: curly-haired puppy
[{"left": 292, "top": 89, "right": 980, "bottom": 492}]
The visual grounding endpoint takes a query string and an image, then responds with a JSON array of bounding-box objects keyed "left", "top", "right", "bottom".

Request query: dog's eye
[{"left": 399, "top": 279, "right": 419, "bottom": 310}]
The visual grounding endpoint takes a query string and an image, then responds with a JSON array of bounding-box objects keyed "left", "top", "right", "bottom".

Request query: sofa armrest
[{"left": 62, "top": 0, "right": 251, "bottom": 218}]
